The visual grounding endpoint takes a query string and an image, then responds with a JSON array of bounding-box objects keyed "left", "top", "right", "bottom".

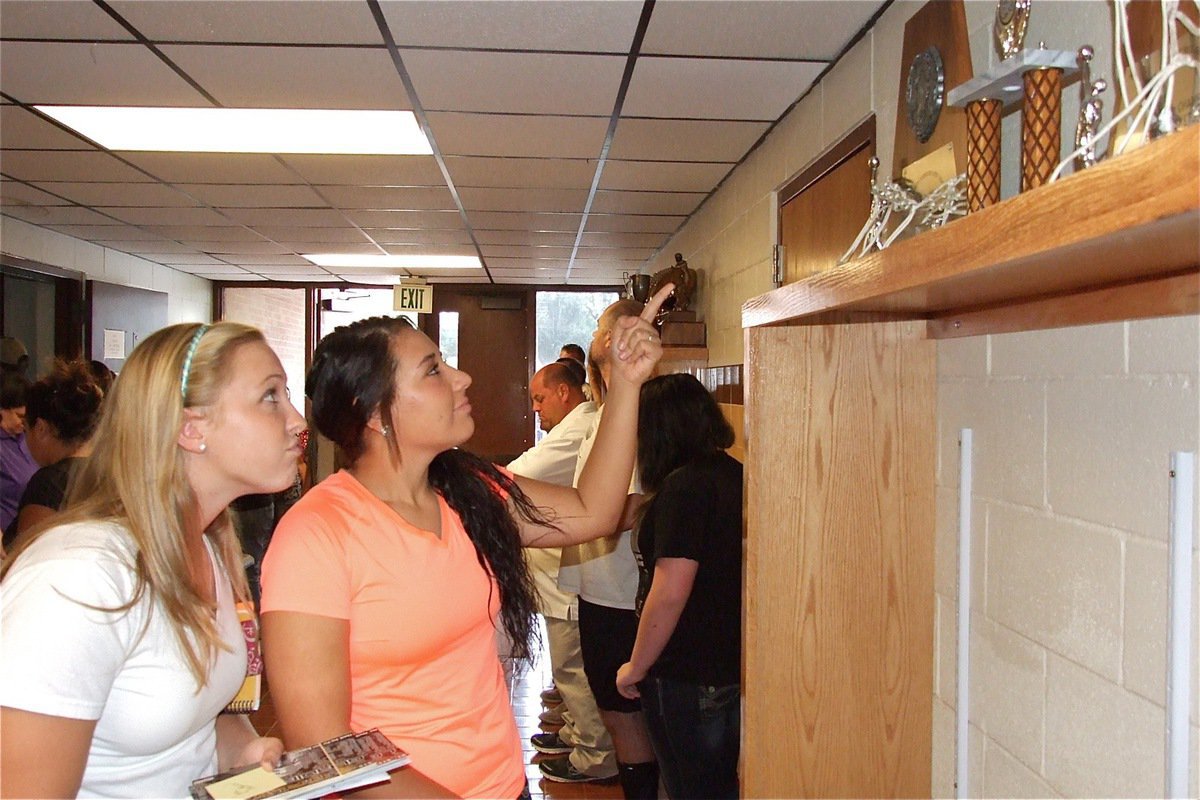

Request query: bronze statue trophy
[{"left": 649, "top": 253, "right": 704, "bottom": 346}]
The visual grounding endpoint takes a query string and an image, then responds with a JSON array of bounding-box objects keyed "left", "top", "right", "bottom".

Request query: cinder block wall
[
  {"left": 646, "top": 0, "right": 1200, "bottom": 795},
  {"left": 936, "top": 318, "right": 1199, "bottom": 797}
]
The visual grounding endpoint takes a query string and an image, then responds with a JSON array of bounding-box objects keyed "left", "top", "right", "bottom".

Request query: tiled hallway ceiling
[{"left": 0, "top": 0, "right": 888, "bottom": 285}]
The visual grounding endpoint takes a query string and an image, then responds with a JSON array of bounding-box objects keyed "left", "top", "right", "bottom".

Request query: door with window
[{"left": 426, "top": 288, "right": 532, "bottom": 464}]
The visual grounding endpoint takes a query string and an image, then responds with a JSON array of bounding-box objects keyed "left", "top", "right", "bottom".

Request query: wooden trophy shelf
[{"left": 743, "top": 123, "right": 1199, "bottom": 338}]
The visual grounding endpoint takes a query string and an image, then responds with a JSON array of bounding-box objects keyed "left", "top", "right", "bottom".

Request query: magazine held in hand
[{"left": 189, "top": 730, "right": 410, "bottom": 800}]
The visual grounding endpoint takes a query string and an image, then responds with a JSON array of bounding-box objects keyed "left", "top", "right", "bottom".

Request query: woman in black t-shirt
[{"left": 615, "top": 373, "right": 743, "bottom": 799}]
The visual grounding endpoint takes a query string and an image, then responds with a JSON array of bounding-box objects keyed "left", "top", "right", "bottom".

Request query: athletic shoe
[
  {"left": 540, "top": 686, "right": 563, "bottom": 705},
  {"left": 530, "top": 732, "right": 572, "bottom": 755},
  {"left": 538, "top": 756, "right": 617, "bottom": 784},
  {"left": 538, "top": 706, "right": 564, "bottom": 726}
]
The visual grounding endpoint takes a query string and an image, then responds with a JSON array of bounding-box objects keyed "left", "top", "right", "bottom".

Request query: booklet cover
[{"left": 190, "top": 729, "right": 410, "bottom": 800}]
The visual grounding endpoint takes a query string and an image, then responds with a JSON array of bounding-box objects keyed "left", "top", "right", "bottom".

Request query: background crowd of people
[{"left": 0, "top": 280, "right": 743, "bottom": 800}]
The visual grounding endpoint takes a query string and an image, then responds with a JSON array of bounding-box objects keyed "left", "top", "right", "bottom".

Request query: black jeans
[{"left": 639, "top": 677, "right": 740, "bottom": 799}]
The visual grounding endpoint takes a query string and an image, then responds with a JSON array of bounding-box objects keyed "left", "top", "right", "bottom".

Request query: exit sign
[{"left": 393, "top": 282, "right": 433, "bottom": 314}]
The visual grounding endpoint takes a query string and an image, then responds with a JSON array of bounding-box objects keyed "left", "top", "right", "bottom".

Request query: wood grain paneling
[{"left": 744, "top": 319, "right": 934, "bottom": 798}]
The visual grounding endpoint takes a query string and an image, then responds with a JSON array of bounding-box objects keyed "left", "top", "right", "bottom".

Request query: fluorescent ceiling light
[
  {"left": 305, "top": 254, "right": 481, "bottom": 270},
  {"left": 34, "top": 106, "right": 432, "bottom": 154}
]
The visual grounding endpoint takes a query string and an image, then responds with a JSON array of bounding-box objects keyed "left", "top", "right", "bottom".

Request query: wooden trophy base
[{"left": 660, "top": 310, "right": 705, "bottom": 346}]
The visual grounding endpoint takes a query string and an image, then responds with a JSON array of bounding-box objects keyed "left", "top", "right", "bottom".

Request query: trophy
[{"left": 623, "top": 272, "right": 651, "bottom": 303}]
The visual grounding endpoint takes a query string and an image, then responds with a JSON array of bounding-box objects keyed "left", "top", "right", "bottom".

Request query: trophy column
[
  {"left": 1021, "top": 66, "right": 1063, "bottom": 190},
  {"left": 965, "top": 98, "right": 1002, "bottom": 210}
]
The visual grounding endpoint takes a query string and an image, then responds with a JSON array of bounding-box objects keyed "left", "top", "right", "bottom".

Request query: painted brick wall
[{"left": 222, "top": 287, "right": 306, "bottom": 412}]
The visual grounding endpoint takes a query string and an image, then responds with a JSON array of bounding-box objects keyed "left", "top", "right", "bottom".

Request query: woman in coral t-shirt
[{"left": 261, "top": 286, "right": 673, "bottom": 799}]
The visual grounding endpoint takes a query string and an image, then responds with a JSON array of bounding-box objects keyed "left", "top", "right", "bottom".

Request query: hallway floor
[{"left": 249, "top": 627, "right": 622, "bottom": 800}]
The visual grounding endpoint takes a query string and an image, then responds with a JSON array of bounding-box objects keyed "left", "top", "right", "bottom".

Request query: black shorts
[{"left": 577, "top": 597, "right": 641, "bottom": 713}]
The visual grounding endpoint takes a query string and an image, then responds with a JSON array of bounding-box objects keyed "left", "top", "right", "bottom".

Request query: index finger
[{"left": 640, "top": 282, "right": 675, "bottom": 322}]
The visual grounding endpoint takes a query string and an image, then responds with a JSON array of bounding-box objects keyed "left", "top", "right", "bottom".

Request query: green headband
[{"left": 180, "top": 324, "right": 211, "bottom": 399}]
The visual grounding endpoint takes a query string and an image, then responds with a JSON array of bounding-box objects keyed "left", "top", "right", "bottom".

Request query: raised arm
[{"left": 516, "top": 284, "right": 673, "bottom": 548}]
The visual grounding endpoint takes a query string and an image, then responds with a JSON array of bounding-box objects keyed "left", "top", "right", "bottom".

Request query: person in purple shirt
[{"left": 1, "top": 372, "right": 38, "bottom": 540}]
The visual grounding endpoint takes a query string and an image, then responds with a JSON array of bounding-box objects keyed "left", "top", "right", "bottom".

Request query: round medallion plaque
[{"left": 905, "top": 46, "right": 945, "bottom": 144}]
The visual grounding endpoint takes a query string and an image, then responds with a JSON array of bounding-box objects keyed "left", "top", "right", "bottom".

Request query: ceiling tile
[
  {"left": 474, "top": 230, "right": 577, "bottom": 247},
  {"left": 598, "top": 159, "right": 732, "bottom": 193},
  {"left": 209, "top": 255, "right": 315, "bottom": 267},
  {"left": 1, "top": 205, "right": 118, "bottom": 226},
  {"left": 92, "top": 240, "right": 203, "bottom": 254},
  {"left": 180, "top": 241, "right": 294, "bottom": 254},
  {"left": 444, "top": 156, "right": 595, "bottom": 190},
  {"left": 281, "top": 155, "right": 445, "bottom": 186},
  {"left": 3, "top": 151, "right": 158, "bottom": 183},
  {"left": 319, "top": 186, "right": 456, "bottom": 210},
  {"left": 379, "top": 244, "right": 479, "bottom": 257},
  {"left": 574, "top": 247, "right": 658, "bottom": 261},
  {"left": 160, "top": 45, "right": 412, "bottom": 110},
  {"left": 48, "top": 224, "right": 165, "bottom": 241},
  {"left": 0, "top": 180, "right": 75, "bottom": 207},
  {"left": 379, "top": 1, "right": 643, "bottom": 52},
  {"left": 343, "top": 209, "right": 464, "bottom": 229},
  {"left": 145, "top": 226, "right": 270, "bottom": 242},
  {"left": 642, "top": 1, "right": 882, "bottom": 61},
  {"left": 218, "top": 207, "right": 351, "bottom": 227},
  {"left": 426, "top": 113, "right": 608, "bottom": 159},
  {"left": 109, "top": 1, "right": 384, "bottom": 44},
  {"left": 583, "top": 214, "right": 683, "bottom": 233},
  {"left": 44, "top": 182, "right": 202, "bottom": 207},
  {"left": 480, "top": 245, "right": 575, "bottom": 260},
  {"left": 116, "top": 152, "right": 302, "bottom": 184},
  {"left": 590, "top": 190, "right": 705, "bottom": 216},
  {"left": 362, "top": 228, "right": 474, "bottom": 246},
  {"left": 0, "top": 107, "right": 96, "bottom": 149},
  {"left": 198, "top": 271, "right": 262, "bottom": 281},
  {"left": 608, "top": 118, "right": 770, "bottom": 161},
  {"left": 401, "top": 50, "right": 623, "bottom": 115},
  {"left": 466, "top": 211, "right": 580, "bottom": 232},
  {"left": 273, "top": 242, "right": 381, "bottom": 255},
  {"left": 97, "top": 206, "right": 234, "bottom": 226},
  {"left": 486, "top": 257, "right": 571, "bottom": 272},
  {"left": 458, "top": 187, "right": 589, "bottom": 213},
  {"left": 578, "top": 231, "right": 668, "bottom": 248},
  {"left": 252, "top": 226, "right": 372, "bottom": 245},
  {"left": 175, "top": 184, "right": 326, "bottom": 208},
  {"left": 0, "top": 42, "right": 209, "bottom": 105},
  {"left": 624, "top": 57, "right": 823, "bottom": 121},
  {"left": 138, "top": 252, "right": 230, "bottom": 267},
  {"left": 0, "top": 0, "right": 136, "bottom": 40}
]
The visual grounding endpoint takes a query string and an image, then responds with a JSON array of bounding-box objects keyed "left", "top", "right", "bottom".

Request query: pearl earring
[{"left": 198, "top": 441, "right": 207, "bottom": 453}]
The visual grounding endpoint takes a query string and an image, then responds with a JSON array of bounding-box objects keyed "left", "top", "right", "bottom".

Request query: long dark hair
[
  {"left": 637, "top": 373, "right": 734, "bottom": 494},
  {"left": 307, "top": 316, "right": 545, "bottom": 660}
]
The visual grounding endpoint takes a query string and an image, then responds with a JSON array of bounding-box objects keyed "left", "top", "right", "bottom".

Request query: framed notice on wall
[{"left": 87, "top": 281, "right": 167, "bottom": 372}]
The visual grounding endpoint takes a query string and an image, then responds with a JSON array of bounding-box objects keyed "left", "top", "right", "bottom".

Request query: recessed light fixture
[
  {"left": 304, "top": 254, "right": 482, "bottom": 270},
  {"left": 34, "top": 106, "right": 432, "bottom": 155}
]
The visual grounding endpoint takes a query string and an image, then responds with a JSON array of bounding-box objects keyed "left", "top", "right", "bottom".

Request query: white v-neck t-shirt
[{"left": 0, "top": 520, "right": 246, "bottom": 798}]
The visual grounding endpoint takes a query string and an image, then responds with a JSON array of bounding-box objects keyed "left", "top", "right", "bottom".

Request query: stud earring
[
  {"left": 381, "top": 425, "right": 391, "bottom": 436},
  {"left": 198, "top": 441, "right": 207, "bottom": 453}
]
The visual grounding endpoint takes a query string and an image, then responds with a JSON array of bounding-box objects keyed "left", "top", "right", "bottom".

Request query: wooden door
[
  {"left": 780, "top": 132, "right": 875, "bottom": 284},
  {"left": 426, "top": 288, "right": 533, "bottom": 463}
]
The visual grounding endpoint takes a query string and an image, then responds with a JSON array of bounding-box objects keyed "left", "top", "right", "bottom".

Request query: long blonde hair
[{"left": 2, "top": 322, "right": 262, "bottom": 685}]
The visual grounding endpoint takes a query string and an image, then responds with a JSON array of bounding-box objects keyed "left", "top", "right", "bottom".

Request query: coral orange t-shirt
[{"left": 260, "top": 470, "right": 524, "bottom": 799}]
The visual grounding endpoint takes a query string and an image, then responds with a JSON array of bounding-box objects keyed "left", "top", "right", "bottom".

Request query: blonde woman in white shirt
[{"left": 0, "top": 322, "right": 300, "bottom": 798}]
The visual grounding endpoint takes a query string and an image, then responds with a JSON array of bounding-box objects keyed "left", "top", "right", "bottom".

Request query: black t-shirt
[
  {"left": 3, "top": 456, "right": 82, "bottom": 548},
  {"left": 634, "top": 451, "right": 743, "bottom": 687}
]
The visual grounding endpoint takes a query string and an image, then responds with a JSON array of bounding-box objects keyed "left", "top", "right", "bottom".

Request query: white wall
[
  {"left": 646, "top": 0, "right": 1200, "bottom": 796},
  {"left": 1, "top": 215, "right": 212, "bottom": 323}
]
